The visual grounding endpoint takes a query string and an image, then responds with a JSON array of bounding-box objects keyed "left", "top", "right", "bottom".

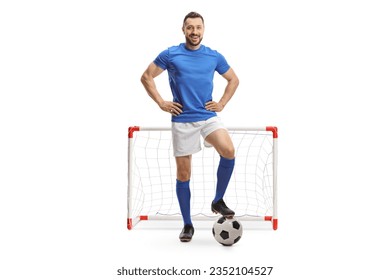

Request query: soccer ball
[{"left": 212, "top": 216, "right": 243, "bottom": 246}]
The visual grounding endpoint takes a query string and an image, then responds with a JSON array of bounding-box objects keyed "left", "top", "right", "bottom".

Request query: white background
[{"left": 1, "top": 0, "right": 389, "bottom": 279}]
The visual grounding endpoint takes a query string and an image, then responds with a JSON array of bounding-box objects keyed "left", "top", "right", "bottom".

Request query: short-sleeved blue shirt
[{"left": 153, "top": 43, "right": 230, "bottom": 122}]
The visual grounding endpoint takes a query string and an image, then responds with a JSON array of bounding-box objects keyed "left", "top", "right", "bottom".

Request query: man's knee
[
  {"left": 177, "top": 169, "right": 191, "bottom": 182},
  {"left": 220, "top": 145, "right": 235, "bottom": 159},
  {"left": 176, "top": 157, "right": 192, "bottom": 181}
]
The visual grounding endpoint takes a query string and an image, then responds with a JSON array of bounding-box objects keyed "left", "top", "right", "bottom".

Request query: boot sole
[{"left": 211, "top": 208, "right": 235, "bottom": 219}]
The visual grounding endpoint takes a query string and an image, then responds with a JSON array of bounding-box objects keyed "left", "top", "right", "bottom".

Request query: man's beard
[{"left": 186, "top": 35, "right": 203, "bottom": 47}]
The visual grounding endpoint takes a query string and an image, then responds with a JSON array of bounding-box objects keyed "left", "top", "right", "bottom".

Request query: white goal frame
[{"left": 127, "top": 126, "right": 278, "bottom": 230}]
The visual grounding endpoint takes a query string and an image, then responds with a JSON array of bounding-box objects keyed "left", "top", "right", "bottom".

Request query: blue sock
[
  {"left": 176, "top": 179, "right": 192, "bottom": 226},
  {"left": 213, "top": 156, "right": 235, "bottom": 203}
]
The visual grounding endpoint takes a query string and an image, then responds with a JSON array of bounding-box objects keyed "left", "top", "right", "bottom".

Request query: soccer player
[{"left": 140, "top": 12, "right": 239, "bottom": 242}]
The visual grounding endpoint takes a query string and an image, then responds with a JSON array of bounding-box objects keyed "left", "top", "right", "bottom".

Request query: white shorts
[{"left": 172, "top": 116, "right": 227, "bottom": 157}]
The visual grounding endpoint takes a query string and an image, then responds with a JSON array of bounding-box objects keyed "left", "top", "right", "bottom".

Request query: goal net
[{"left": 127, "top": 126, "right": 278, "bottom": 230}]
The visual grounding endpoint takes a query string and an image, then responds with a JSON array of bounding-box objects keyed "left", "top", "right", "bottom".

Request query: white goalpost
[{"left": 127, "top": 126, "right": 278, "bottom": 230}]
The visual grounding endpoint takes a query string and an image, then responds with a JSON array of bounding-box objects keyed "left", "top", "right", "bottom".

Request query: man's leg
[
  {"left": 205, "top": 129, "right": 236, "bottom": 218},
  {"left": 175, "top": 155, "right": 194, "bottom": 242}
]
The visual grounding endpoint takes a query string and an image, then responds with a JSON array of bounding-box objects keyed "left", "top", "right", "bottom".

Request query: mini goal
[{"left": 127, "top": 126, "right": 278, "bottom": 230}]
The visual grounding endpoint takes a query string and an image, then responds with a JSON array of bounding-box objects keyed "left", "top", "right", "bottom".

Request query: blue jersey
[{"left": 153, "top": 43, "right": 230, "bottom": 122}]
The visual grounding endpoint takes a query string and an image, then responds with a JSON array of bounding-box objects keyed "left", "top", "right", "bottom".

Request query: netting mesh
[{"left": 128, "top": 129, "right": 274, "bottom": 220}]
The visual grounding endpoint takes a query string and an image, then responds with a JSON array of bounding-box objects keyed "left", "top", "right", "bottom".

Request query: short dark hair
[{"left": 183, "top": 12, "right": 204, "bottom": 25}]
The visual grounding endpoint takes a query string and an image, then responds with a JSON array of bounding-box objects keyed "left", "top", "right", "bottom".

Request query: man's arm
[
  {"left": 140, "top": 62, "right": 183, "bottom": 116},
  {"left": 205, "top": 68, "right": 239, "bottom": 112}
]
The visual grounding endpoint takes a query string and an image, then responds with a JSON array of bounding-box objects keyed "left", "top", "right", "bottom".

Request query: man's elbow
[
  {"left": 140, "top": 72, "right": 149, "bottom": 86},
  {"left": 232, "top": 76, "right": 239, "bottom": 88}
]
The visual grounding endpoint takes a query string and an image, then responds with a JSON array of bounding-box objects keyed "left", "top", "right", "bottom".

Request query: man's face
[{"left": 182, "top": 17, "right": 204, "bottom": 48}]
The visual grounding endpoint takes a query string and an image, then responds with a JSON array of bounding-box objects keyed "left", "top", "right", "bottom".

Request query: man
[{"left": 140, "top": 11, "right": 239, "bottom": 242}]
